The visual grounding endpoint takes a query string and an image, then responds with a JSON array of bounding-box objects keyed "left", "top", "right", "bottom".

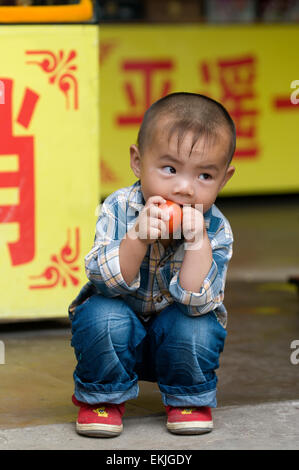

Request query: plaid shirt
[{"left": 71, "top": 180, "right": 233, "bottom": 328}]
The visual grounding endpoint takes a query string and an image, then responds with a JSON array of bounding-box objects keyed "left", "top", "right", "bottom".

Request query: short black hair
[{"left": 137, "top": 92, "right": 236, "bottom": 164}]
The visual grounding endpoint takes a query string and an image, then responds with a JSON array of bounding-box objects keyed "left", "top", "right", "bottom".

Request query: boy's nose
[{"left": 173, "top": 179, "right": 194, "bottom": 198}]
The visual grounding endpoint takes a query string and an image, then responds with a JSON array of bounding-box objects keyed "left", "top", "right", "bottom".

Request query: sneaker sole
[
  {"left": 76, "top": 422, "right": 123, "bottom": 438},
  {"left": 167, "top": 420, "right": 213, "bottom": 435}
]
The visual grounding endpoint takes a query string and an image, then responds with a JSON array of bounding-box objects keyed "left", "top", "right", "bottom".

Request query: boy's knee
[
  {"left": 153, "top": 304, "right": 226, "bottom": 352},
  {"left": 71, "top": 294, "right": 145, "bottom": 350},
  {"left": 152, "top": 303, "right": 194, "bottom": 335},
  {"left": 73, "top": 294, "right": 131, "bottom": 323}
]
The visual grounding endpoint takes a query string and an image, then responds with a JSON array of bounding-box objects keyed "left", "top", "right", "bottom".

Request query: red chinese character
[
  {"left": 116, "top": 60, "right": 174, "bottom": 126},
  {"left": 199, "top": 55, "right": 259, "bottom": 158},
  {"left": 0, "top": 79, "right": 39, "bottom": 265}
]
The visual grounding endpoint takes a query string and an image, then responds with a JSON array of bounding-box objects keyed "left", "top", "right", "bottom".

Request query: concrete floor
[
  {"left": 2, "top": 400, "right": 299, "bottom": 450},
  {"left": 0, "top": 195, "right": 299, "bottom": 448}
]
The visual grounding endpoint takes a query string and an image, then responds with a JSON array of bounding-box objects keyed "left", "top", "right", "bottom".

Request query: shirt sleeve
[
  {"left": 84, "top": 194, "right": 141, "bottom": 297},
  {"left": 168, "top": 218, "right": 233, "bottom": 316}
]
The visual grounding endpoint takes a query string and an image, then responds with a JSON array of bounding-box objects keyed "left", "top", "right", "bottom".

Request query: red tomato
[{"left": 159, "top": 200, "right": 182, "bottom": 234}]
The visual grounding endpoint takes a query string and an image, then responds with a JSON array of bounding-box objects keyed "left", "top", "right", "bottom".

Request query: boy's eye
[
  {"left": 163, "top": 166, "right": 176, "bottom": 174},
  {"left": 198, "top": 173, "right": 211, "bottom": 181}
]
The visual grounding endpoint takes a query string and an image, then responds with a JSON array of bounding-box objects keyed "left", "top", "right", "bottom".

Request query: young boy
[{"left": 69, "top": 92, "right": 235, "bottom": 437}]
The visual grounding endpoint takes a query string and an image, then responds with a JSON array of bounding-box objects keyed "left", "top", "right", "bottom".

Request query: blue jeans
[{"left": 70, "top": 294, "right": 227, "bottom": 408}]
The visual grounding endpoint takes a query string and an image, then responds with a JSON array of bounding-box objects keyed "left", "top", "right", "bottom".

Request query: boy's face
[{"left": 130, "top": 117, "right": 235, "bottom": 214}]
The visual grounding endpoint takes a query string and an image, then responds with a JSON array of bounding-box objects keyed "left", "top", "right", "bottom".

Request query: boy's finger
[
  {"left": 152, "top": 218, "right": 168, "bottom": 231},
  {"left": 146, "top": 205, "right": 169, "bottom": 221},
  {"left": 145, "top": 217, "right": 161, "bottom": 229},
  {"left": 145, "top": 195, "right": 166, "bottom": 208}
]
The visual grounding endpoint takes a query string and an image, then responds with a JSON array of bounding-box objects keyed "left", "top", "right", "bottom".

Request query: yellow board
[
  {"left": 99, "top": 25, "right": 299, "bottom": 197},
  {"left": 0, "top": 25, "right": 100, "bottom": 320}
]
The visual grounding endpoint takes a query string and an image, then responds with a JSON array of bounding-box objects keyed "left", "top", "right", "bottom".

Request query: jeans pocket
[
  {"left": 210, "top": 311, "right": 227, "bottom": 356},
  {"left": 68, "top": 304, "right": 76, "bottom": 321}
]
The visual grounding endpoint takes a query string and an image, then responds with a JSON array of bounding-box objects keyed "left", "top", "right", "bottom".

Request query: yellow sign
[
  {"left": 99, "top": 25, "right": 299, "bottom": 197},
  {"left": 0, "top": 25, "right": 99, "bottom": 320}
]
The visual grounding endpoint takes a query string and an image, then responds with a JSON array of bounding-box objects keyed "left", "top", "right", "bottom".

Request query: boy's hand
[
  {"left": 130, "top": 196, "right": 170, "bottom": 245},
  {"left": 182, "top": 205, "right": 205, "bottom": 250},
  {"left": 180, "top": 205, "right": 212, "bottom": 292}
]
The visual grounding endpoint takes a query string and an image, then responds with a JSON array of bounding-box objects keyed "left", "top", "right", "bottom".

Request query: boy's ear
[
  {"left": 220, "top": 165, "right": 235, "bottom": 191},
  {"left": 130, "top": 144, "right": 142, "bottom": 178}
]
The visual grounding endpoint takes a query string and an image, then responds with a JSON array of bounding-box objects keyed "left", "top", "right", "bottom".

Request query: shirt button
[{"left": 156, "top": 295, "right": 163, "bottom": 303}]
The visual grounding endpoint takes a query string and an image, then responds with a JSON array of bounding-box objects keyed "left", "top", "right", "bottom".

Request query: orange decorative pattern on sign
[
  {"left": 26, "top": 50, "right": 79, "bottom": 110},
  {"left": 29, "top": 228, "right": 80, "bottom": 289}
]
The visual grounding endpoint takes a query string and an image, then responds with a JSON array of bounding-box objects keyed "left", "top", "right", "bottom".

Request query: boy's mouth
[
  {"left": 176, "top": 203, "right": 194, "bottom": 209},
  {"left": 170, "top": 201, "right": 188, "bottom": 208}
]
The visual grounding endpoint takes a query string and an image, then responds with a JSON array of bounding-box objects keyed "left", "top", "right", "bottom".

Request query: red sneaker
[
  {"left": 165, "top": 405, "right": 213, "bottom": 435},
  {"left": 72, "top": 395, "right": 125, "bottom": 437}
]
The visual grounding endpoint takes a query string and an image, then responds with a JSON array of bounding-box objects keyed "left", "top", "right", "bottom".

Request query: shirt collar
[
  {"left": 204, "top": 206, "right": 212, "bottom": 230},
  {"left": 127, "top": 180, "right": 145, "bottom": 212}
]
